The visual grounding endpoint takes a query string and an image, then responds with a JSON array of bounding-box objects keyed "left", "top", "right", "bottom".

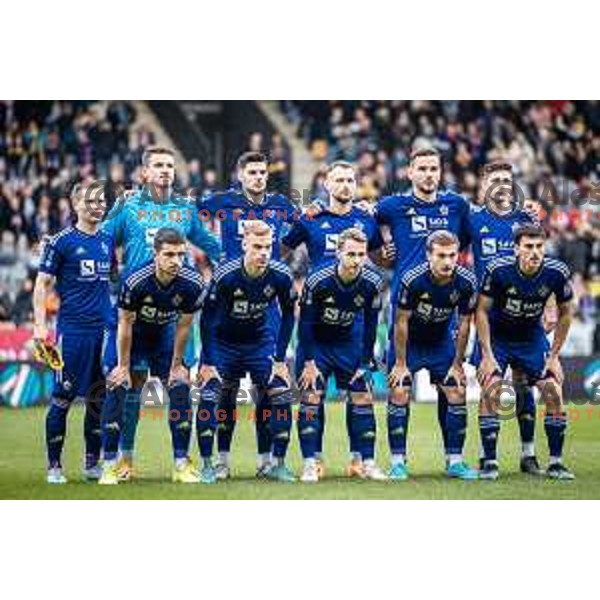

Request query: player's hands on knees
[
  {"left": 388, "top": 361, "right": 410, "bottom": 389},
  {"left": 477, "top": 356, "right": 500, "bottom": 389},
  {"left": 444, "top": 361, "right": 466, "bottom": 388},
  {"left": 197, "top": 364, "right": 222, "bottom": 388},
  {"left": 108, "top": 365, "right": 132, "bottom": 390},
  {"left": 299, "top": 360, "right": 321, "bottom": 391},
  {"left": 543, "top": 354, "right": 564, "bottom": 385},
  {"left": 270, "top": 361, "right": 291, "bottom": 387},
  {"left": 168, "top": 363, "right": 190, "bottom": 387}
]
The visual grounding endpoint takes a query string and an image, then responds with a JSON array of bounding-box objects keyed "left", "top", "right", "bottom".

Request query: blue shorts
[
  {"left": 387, "top": 336, "right": 454, "bottom": 385},
  {"left": 213, "top": 338, "right": 275, "bottom": 388},
  {"left": 295, "top": 341, "right": 369, "bottom": 393},
  {"left": 474, "top": 334, "right": 550, "bottom": 384},
  {"left": 102, "top": 315, "right": 197, "bottom": 374},
  {"left": 54, "top": 327, "right": 105, "bottom": 400},
  {"left": 130, "top": 322, "right": 175, "bottom": 381}
]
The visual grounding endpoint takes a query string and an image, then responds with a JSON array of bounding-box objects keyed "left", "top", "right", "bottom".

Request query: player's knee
[
  {"left": 538, "top": 379, "right": 563, "bottom": 410},
  {"left": 389, "top": 387, "right": 409, "bottom": 406},
  {"left": 301, "top": 390, "right": 322, "bottom": 405},
  {"left": 350, "top": 392, "right": 373, "bottom": 406},
  {"left": 441, "top": 386, "right": 464, "bottom": 405}
]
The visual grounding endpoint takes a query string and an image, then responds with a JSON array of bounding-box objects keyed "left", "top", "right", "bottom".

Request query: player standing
[
  {"left": 196, "top": 221, "right": 297, "bottom": 483},
  {"left": 99, "top": 228, "right": 206, "bottom": 485},
  {"left": 375, "top": 147, "right": 471, "bottom": 461},
  {"left": 34, "top": 183, "right": 113, "bottom": 483},
  {"left": 467, "top": 162, "right": 542, "bottom": 475},
  {"left": 102, "top": 146, "right": 221, "bottom": 480},
  {"left": 476, "top": 224, "right": 575, "bottom": 480},
  {"left": 281, "top": 160, "right": 387, "bottom": 478},
  {"left": 387, "top": 231, "right": 479, "bottom": 480},
  {"left": 296, "top": 228, "right": 387, "bottom": 483}
]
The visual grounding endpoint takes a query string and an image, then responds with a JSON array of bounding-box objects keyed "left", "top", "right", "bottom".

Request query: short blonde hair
[
  {"left": 426, "top": 229, "right": 459, "bottom": 251},
  {"left": 243, "top": 220, "right": 273, "bottom": 238},
  {"left": 338, "top": 227, "right": 367, "bottom": 249}
]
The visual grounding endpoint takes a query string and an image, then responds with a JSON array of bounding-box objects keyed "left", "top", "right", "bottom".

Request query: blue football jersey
[
  {"left": 481, "top": 256, "right": 573, "bottom": 342},
  {"left": 397, "top": 262, "right": 478, "bottom": 342},
  {"left": 200, "top": 258, "right": 296, "bottom": 362},
  {"left": 199, "top": 190, "right": 300, "bottom": 261},
  {"left": 102, "top": 190, "right": 221, "bottom": 279},
  {"left": 118, "top": 263, "right": 206, "bottom": 326},
  {"left": 39, "top": 226, "right": 114, "bottom": 330},
  {"left": 299, "top": 263, "right": 384, "bottom": 363},
  {"left": 375, "top": 190, "right": 470, "bottom": 296},
  {"left": 281, "top": 206, "right": 383, "bottom": 269},
  {"left": 468, "top": 206, "right": 535, "bottom": 281}
]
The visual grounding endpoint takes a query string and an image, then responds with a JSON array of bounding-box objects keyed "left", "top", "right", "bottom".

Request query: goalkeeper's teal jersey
[{"left": 101, "top": 190, "right": 221, "bottom": 280}]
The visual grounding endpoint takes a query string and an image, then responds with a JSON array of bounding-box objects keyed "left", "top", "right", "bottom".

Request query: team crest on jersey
[
  {"left": 234, "top": 288, "right": 245, "bottom": 298},
  {"left": 101, "top": 242, "right": 110, "bottom": 255},
  {"left": 411, "top": 216, "right": 428, "bottom": 233},
  {"left": 439, "top": 205, "right": 449, "bottom": 216},
  {"left": 263, "top": 285, "right": 275, "bottom": 299},
  {"left": 354, "top": 294, "right": 365, "bottom": 307},
  {"left": 449, "top": 291, "right": 460, "bottom": 304},
  {"left": 537, "top": 285, "right": 550, "bottom": 296},
  {"left": 172, "top": 294, "right": 183, "bottom": 307}
]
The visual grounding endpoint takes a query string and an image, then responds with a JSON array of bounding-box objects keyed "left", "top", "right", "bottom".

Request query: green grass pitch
[{"left": 1, "top": 402, "right": 598, "bottom": 499}]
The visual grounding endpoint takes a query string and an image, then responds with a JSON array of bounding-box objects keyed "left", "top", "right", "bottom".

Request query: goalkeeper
[{"left": 33, "top": 183, "right": 115, "bottom": 484}]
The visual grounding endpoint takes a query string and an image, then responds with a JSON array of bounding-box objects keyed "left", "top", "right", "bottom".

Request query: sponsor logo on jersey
[
  {"left": 75, "top": 246, "right": 86, "bottom": 256},
  {"left": 325, "top": 233, "right": 339, "bottom": 251},
  {"left": 320, "top": 221, "right": 331, "bottom": 229},
  {"left": 324, "top": 296, "right": 336, "bottom": 305},
  {"left": 411, "top": 216, "right": 428, "bottom": 233},
  {"left": 480, "top": 225, "right": 490, "bottom": 233},
  {"left": 233, "top": 288, "right": 245, "bottom": 298},
  {"left": 482, "top": 238, "right": 497, "bottom": 256},
  {"left": 406, "top": 207, "right": 416, "bottom": 216},
  {"left": 80, "top": 259, "right": 95, "bottom": 276},
  {"left": 143, "top": 295, "right": 154, "bottom": 304}
]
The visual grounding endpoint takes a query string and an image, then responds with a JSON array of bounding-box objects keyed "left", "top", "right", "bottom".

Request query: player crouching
[
  {"left": 476, "top": 224, "right": 575, "bottom": 480},
  {"left": 387, "top": 230, "right": 479, "bottom": 481},
  {"left": 296, "top": 228, "right": 387, "bottom": 483}
]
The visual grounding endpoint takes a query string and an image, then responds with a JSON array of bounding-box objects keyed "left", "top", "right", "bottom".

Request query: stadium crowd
[
  {"left": 280, "top": 100, "right": 600, "bottom": 353},
  {"left": 0, "top": 100, "right": 598, "bottom": 354}
]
